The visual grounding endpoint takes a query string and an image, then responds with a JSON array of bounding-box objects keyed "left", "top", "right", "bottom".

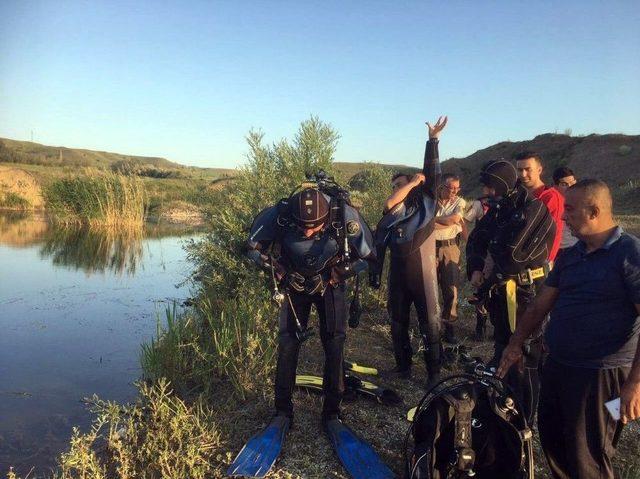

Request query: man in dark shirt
[
  {"left": 498, "top": 179, "right": 640, "bottom": 479},
  {"left": 515, "top": 151, "right": 564, "bottom": 261}
]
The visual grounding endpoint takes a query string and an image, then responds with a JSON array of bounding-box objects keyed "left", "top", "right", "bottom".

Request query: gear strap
[{"left": 442, "top": 391, "right": 476, "bottom": 473}]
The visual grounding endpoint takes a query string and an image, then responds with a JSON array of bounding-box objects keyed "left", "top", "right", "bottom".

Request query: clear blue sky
[{"left": 1, "top": 1, "right": 639, "bottom": 168}]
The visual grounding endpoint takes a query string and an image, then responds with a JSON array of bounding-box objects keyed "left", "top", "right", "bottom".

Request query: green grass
[
  {"left": 43, "top": 173, "right": 146, "bottom": 227},
  {"left": 0, "top": 191, "right": 30, "bottom": 209}
]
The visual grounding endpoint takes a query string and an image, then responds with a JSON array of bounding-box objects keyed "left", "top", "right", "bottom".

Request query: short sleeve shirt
[
  {"left": 464, "top": 199, "right": 485, "bottom": 224},
  {"left": 544, "top": 227, "right": 640, "bottom": 368},
  {"left": 435, "top": 197, "right": 466, "bottom": 241}
]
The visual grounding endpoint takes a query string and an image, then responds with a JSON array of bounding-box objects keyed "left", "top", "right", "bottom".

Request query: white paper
[{"left": 605, "top": 397, "right": 621, "bottom": 421}]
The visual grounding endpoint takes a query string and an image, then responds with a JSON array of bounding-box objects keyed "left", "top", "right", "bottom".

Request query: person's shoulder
[
  {"left": 617, "top": 232, "right": 640, "bottom": 256},
  {"left": 538, "top": 185, "right": 563, "bottom": 205}
]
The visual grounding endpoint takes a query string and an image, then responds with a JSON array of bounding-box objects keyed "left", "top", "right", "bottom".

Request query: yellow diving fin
[{"left": 344, "top": 360, "right": 378, "bottom": 376}]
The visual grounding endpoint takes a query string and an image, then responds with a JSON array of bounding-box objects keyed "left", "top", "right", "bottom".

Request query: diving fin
[
  {"left": 344, "top": 360, "right": 378, "bottom": 376},
  {"left": 226, "top": 415, "right": 290, "bottom": 477},
  {"left": 295, "top": 375, "right": 324, "bottom": 392},
  {"left": 295, "top": 374, "right": 401, "bottom": 405},
  {"left": 346, "top": 375, "right": 402, "bottom": 405},
  {"left": 324, "top": 418, "right": 396, "bottom": 479}
]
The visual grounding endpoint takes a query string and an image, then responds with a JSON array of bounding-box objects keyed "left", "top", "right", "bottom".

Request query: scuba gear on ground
[
  {"left": 479, "top": 160, "right": 517, "bottom": 197},
  {"left": 296, "top": 373, "right": 402, "bottom": 406},
  {"left": 227, "top": 415, "right": 291, "bottom": 478},
  {"left": 324, "top": 418, "right": 396, "bottom": 479},
  {"left": 404, "top": 359, "right": 534, "bottom": 479}
]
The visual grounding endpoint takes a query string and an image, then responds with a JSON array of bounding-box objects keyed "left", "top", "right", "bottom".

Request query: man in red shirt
[{"left": 515, "top": 151, "right": 564, "bottom": 261}]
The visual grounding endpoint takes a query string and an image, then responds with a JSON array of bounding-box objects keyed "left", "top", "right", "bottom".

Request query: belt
[
  {"left": 436, "top": 238, "right": 457, "bottom": 247},
  {"left": 516, "top": 264, "right": 550, "bottom": 286}
]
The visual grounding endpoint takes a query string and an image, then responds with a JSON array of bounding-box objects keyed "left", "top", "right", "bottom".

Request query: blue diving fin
[
  {"left": 227, "top": 415, "right": 290, "bottom": 477},
  {"left": 324, "top": 418, "right": 396, "bottom": 479}
]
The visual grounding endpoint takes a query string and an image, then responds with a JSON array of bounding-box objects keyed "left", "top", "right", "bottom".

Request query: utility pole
[{"left": 31, "top": 130, "right": 33, "bottom": 142}]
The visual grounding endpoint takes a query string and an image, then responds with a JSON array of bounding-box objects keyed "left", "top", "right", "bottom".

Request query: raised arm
[
  {"left": 383, "top": 173, "right": 425, "bottom": 213},
  {"left": 423, "top": 116, "right": 447, "bottom": 198}
]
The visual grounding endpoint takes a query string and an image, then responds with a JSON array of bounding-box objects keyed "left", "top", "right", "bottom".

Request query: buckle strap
[
  {"left": 436, "top": 238, "right": 457, "bottom": 247},
  {"left": 516, "top": 263, "right": 550, "bottom": 286}
]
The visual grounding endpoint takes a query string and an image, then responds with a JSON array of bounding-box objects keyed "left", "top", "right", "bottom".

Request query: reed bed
[{"left": 43, "top": 172, "right": 146, "bottom": 227}]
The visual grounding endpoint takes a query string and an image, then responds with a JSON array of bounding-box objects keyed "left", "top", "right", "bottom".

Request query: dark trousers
[
  {"left": 487, "top": 282, "right": 541, "bottom": 425},
  {"left": 538, "top": 358, "right": 629, "bottom": 479},
  {"left": 436, "top": 242, "right": 460, "bottom": 322},
  {"left": 274, "top": 284, "right": 346, "bottom": 419},
  {"left": 388, "top": 246, "right": 441, "bottom": 375}
]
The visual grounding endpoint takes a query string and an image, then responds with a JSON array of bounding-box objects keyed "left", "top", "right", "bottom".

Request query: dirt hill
[{"left": 441, "top": 133, "right": 639, "bottom": 194}]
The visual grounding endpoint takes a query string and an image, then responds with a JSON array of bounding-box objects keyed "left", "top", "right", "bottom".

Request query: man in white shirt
[{"left": 435, "top": 173, "right": 465, "bottom": 343}]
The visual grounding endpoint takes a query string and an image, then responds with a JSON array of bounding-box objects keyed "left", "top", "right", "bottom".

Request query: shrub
[{"left": 52, "top": 380, "right": 223, "bottom": 479}]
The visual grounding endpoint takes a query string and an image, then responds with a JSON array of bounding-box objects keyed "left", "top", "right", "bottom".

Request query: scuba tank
[{"left": 405, "top": 358, "right": 534, "bottom": 479}]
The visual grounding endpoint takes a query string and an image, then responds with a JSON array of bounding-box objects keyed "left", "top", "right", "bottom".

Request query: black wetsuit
[
  {"left": 375, "top": 139, "right": 442, "bottom": 378},
  {"left": 466, "top": 185, "right": 555, "bottom": 425},
  {"left": 247, "top": 195, "right": 375, "bottom": 420}
]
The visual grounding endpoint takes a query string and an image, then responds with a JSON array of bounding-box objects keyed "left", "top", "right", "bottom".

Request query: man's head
[
  {"left": 391, "top": 172, "right": 410, "bottom": 191},
  {"left": 479, "top": 160, "right": 517, "bottom": 198},
  {"left": 553, "top": 166, "right": 577, "bottom": 194},
  {"left": 563, "top": 179, "right": 614, "bottom": 239},
  {"left": 439, "top": 173, "right": 461, "bottom": 200},
  {"left": 289, "top": 188, "right": 329, "bottom": 237},
  {"left": 515, "top": 151, "right": 545, "bottom": 190}
]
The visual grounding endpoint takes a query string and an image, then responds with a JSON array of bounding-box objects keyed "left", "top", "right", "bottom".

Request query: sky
[{"left": 1, "top": 0, "right": 639, "bottom": 169}]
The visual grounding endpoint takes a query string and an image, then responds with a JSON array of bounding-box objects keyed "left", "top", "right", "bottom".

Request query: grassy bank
[{"left": 43, "top": 173, "right": 146, "bottom": 227}]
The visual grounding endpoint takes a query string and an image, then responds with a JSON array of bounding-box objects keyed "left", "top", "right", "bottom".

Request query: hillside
[
  {"left": 0, "top": 138, "right": 234, "bottom": 179},
  {"left": 2, "top": 133, "right": 637, "bottom": 193},
  {"left": 441, "top": 133, "right": 639, "bottom": 193}
]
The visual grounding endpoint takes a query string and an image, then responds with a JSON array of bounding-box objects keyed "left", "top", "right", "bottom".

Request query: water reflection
[
  {"left": 0, "top": 212, "right": 201, "bottom": 275},
  {"left": 40, "top": 226, "right": 144, "bottom": 275},
  {"left": 0, "top": 211, "right": 200, "bottom": 475}
]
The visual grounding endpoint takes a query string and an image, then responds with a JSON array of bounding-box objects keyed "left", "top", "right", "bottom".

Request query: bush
[
  {"left": 52, "top": 380, "right": 223, "bottom": 479},
  {"left": 141, "top": 116, "right": 393, "bottom": 398}
]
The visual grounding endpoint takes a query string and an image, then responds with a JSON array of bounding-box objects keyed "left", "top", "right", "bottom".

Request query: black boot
[
  {"left": 444, "top": 323, "right": 459, "bottom": 344},
  {"left": 424, "top": 341, "right": 442, "bottom": 390},
  {"left": 386, "top": 364, "right": 411, "bottom": 379},
  {"left": 474, "top": 308, "right": 488, "bottom": 341}
]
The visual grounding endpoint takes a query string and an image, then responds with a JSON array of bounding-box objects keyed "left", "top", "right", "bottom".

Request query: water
[{"left": 0, "top": 212, "right": 200, "bottom": 475}]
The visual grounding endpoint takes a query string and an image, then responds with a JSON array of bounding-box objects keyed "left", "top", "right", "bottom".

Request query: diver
[
  {"left": 466, "top": 159, "right": 556, "bottom": 425},
  {"left": 228, "top": 173, "right": 394, "bottom": 478},
  {"left": 371, "top": 115, "right": 447, "bottom": 388}
]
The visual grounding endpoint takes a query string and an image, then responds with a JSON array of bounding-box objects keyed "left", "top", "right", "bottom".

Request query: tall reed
[
  {"left": 43, "top": 172, "right": 146, "bottom": 227},
  {"left": 140, "top": 296, "right": 277, "bottom": 399}
]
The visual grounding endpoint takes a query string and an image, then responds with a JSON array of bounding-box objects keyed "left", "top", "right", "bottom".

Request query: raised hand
[
  {"left": 426, "top": 116, "right": 448, "bottom": 139},
  {"left": 410, "top": 173, "right": 426, "bottom": 185}
]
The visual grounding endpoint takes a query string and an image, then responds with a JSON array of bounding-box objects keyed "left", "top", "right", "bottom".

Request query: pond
[{"left": 0, "top": 212, "right": 201, "bottom": 476}]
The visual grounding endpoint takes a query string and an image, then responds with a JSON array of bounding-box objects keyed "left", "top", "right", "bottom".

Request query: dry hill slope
[{"left": 441, "top": 133, "right": 639, "bottom": 193}]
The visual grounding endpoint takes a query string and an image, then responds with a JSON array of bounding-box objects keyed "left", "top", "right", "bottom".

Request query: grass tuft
[{"left": 43, "top": 172, "right": 146, "bottom": 227}]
